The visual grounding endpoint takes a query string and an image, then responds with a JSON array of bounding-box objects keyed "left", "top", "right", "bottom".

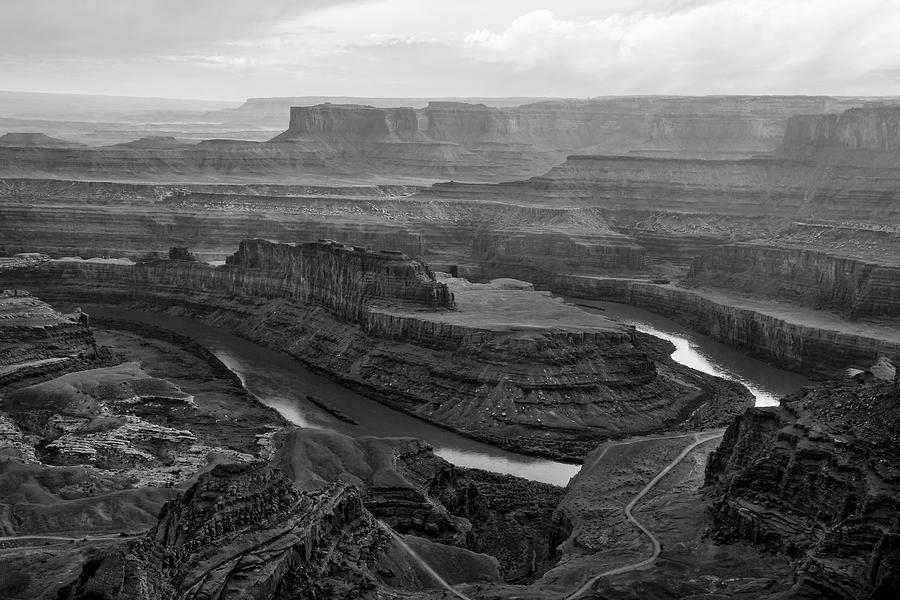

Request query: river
[
  {"left": 84, "top": 300, "right": 808, "bottom": 487},
  {"left": 86, "top": 306, "right": 582, "bottom": 486},
  {"left": 566, "top": 298, "right": 810, "bottom": 406}
]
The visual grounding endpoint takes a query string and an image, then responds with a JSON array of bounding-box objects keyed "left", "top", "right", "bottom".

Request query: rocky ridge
[
  {"left": 705, "top": 371, "right": 900, "bottom": 599},
  {"left": 57, "top": 462, "right": 392, "bottom": 599}
]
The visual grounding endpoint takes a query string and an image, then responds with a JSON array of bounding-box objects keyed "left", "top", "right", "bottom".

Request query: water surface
[
  {"left": 566, "top": 298, "right": 810, "bottom": 406},
  {"left": 87, "top": 306, "right": 581, "bottom": 486}
]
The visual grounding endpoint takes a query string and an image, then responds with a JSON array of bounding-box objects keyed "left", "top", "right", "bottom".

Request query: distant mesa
[
  {"left": 108, "top": 136, "right": 193, "bottom": 149},
  {"left": 0, "top": 132, "right": 85, "bottom": 148}
]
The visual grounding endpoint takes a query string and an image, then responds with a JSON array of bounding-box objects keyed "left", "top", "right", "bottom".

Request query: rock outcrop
[
  {"left": 705, "top": 373, "right": 900, "bottom": 599},
  {"left": 687, "top": 234, "right": 900, "bottom": 319},
  {"left": 0, "top": 132, "right": 85, "bottom": 148},
  {"left": 0, "top": 289, "right": 111, "bottom": 390},
  {"left": 57, "top": 462, "right": 388, "bottom": 599},
  {"left": 275, "top": 97, "right": 861, "bottom": 158},
  {"left": 274, "top": 428, "right": 477, "bottom": 546},
  {"left": 783, "top": 103, "right": 900, "bottom": 152}
]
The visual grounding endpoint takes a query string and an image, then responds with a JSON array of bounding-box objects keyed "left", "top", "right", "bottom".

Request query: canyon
[
  {"left": 1, "top": 93, "right": 899, "bottom": 600},
  {"left": 0, "top": 241, "right": 753, "bottom": 459}
]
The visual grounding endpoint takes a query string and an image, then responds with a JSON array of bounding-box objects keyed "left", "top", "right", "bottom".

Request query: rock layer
[
  {"left": 0, "top": 289, "right": 111, "bottom": 390},
  {"left": 57, "top": 463, "right": 388, "bottom": 599},
  {"left": 555, "top": 276, "right": 900, "bottom": 375},
  {"left": 688, "top": 238, "right": 900, "bottom": 319},
  {"left": 705, "top": 373, "right": 900, "bottom": 599},
  {"left": 0, "top": 240, "right": 748, "bottom": 458}
]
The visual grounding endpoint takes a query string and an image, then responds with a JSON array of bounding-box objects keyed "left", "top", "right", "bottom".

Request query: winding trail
[
  {"left": 0, "top": 433, "right": 723, "bottom": 599},
  {"left": 376, "top": 520, "right": 475, "bottom": 600},
  {"left": 373, "top": 431, "right": 724, "bottom": 600},
  {"left": 563, "top": 432, "right": 725, "bottom": 599}
]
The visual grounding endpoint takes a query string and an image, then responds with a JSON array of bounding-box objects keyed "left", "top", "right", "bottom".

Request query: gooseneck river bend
[{"left": 87, "top": 299, "right": 809, "bottom": 487}]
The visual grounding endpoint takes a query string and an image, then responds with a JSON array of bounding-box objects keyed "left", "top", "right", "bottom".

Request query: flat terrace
[{"left": 374, "top": 277, "right": 624, "bottom": 335}]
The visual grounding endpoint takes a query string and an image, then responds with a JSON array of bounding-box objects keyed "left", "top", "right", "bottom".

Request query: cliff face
[
  {"left": 1, "top": 240, "right": 750, "bottom": 458},
  {"left": 784, "top": 104, "right": 900, "bottom": 151},
  {"left": 0, "top": 289, "right": 110, "bottom": 390},
  {"left": 225, "top": 239, "right": 453, "bottom": 319},
  {"left": 471, "top": 228, "right": 646, "bottom": 281},
  {"left": 705, "top": 374, "right": 900, "bottom": 599},
  {"left": 273, "top": 428, "right": 478, "bottom": 546},
  {"left": 276, "top": 96, "right": 855, "bottom": 156},
  {"left": 0, "top": 96, "right": 867, "bottom": 183},
  {"left": 555, "top": 276, "right": 900, "bottom": 375},
  {"left": 688, "top": 240, "right": 900, "bottom": 319}
]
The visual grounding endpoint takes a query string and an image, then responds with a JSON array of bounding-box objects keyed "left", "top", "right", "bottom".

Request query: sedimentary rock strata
[
  {"left": 706, "top": 372, "right": 900, "bottom": 599},
  {"left": 1, "top": 240, "right": 750, "bottom": 457},
  {"left": 555, "top": 276, "right": 900, "bottom": 375},
  {"left": 687, "top": 235, "right": 900, "bottom": 319},
  {"left": 57, "top": 460, "right": 501, "bottom": 600},
  {"left": 1, "top": 96, "right": 863, "bottom": 183},
  {"left": 0, "top": 289, "right": 111, "bottom": 390},
  {"left": 274, "top": 428, "right": 477, "bottom": 546},
  {"left": 57, "top": 463, "right": 386, "bottom": 599}
]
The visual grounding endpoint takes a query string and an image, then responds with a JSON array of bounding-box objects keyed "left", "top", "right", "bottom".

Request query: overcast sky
[{"left": 2, "top": 0, "right": 899, "bottom": 101}]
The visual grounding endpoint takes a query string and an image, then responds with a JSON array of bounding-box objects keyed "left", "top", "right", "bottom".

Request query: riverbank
[
  {"left": 555, "top": 275, "right": 900, "bottom": 376},
  {"left": 1, "top": 252, "right": 755, "bottom": 463},
  {"left": 83, "top": 300, "right": 752, "bottom": 464}
]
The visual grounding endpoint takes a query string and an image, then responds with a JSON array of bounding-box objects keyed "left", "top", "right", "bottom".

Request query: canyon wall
[
  {"left": 688, "top": 240, "right": 900, "bottom": 319},
  {"left": 277, "top": 96, "right": 858, "bottom": 156},
  {"left": 705, "top": 375, "right": 900, "bottom": 599},
  {"left": 0, "top": 96, "right": 870, "bottom": 183},
  {"left": 554, "top": 276, "right": 900, "bottom": 375},
  {"left": 784, "top": 103, "right": 900, "bottom": 152},
  {"left": 0, "top": 241, "right": 751, "bottom": 459}
]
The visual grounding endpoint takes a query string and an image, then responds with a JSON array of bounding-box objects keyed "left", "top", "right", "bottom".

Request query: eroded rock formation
[
  {"left": 705, "top": 373, "right": 900, "bottom": 599},
  {"left": 0, "top": 289, "right": 111, "bottom": 390},
  {"left": 0, "top": 96, "right": 871, "bottom": 183},
  {"left": 1, "top": 240, "right": 750, "bottom": 458},
  {"left": 57, "top": 463, "right": 392, "bottom": 599}
]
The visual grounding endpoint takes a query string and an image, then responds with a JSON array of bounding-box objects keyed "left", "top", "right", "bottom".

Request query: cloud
[
  {"left": 2, "top": 0, "right": 899, "bottom": 99},
  {"left": 460, "top": 1, "right": 900, "bottom": 94},
  {"left": 0, "top": 0, "right": 361, "bottom": 57}
]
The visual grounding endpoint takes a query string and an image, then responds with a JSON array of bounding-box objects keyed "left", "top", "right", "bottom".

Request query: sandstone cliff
[
  {"left": 705, "top": 373, "right": 900, "bottom": 599},
  {"left": 0, "top": 96, "right": 868, "bottom": 183},
  {"left": 275, "top": 96, "right": 858, "bottom": 158},
  {"left": 273, "top": 428, "right": 477, "bottom": 546},
  {"left": 784, "top": 104, "right": 900, "bottom": 152},
  {"left": 555, "top": 276, "right": 900, "bottom": 375},
  {"left": 688, "top": 235, "right": 900, "bottom": 319},
  {"left": 0, "top": 289, "right": 111, "bottom": 391}
]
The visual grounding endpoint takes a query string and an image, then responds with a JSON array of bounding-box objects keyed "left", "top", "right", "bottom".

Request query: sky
[{"left": 1, "top": 0, "right": 899, "bottom": 101}]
